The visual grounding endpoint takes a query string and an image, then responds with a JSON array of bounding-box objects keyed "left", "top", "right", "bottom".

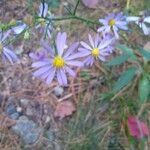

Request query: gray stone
[
  {"left": 26, "top": 106, "right": 34, "bottom": 116},
  {"left": 11, "top": 117, "right": 42, "bottom": 145},
  {"left": 10, "top": 112, "right": 20, "bottom": 120},
  {"left": 19, "top": 115, "right": 29, "bottom": 120},
  {"left": 16, "top": 106, "right": 22, "bottom": 113},
  {"left": 20, "top": 99, "right": 29, "bottom": 107},
  {"left": 54, "top": 86, "right": 64, "bottom": 97},
  {"left": 6, "top": 103, "right": 16, "bottom": 116}
]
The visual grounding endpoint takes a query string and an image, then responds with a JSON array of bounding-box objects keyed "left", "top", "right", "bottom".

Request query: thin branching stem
[
  {"left": 73, "top": 0, "right": 81, "bottom": 15},
  {"left": 43, "top": 15, "right": 100, "bottom": 25}
]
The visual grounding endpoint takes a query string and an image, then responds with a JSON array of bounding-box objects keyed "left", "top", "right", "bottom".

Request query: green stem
[
  {"left": 44, "top": 15, "right": 100, "bottom": 25},
  {"left": 73, "top": 0, "right": 81, "bottom": 15}
]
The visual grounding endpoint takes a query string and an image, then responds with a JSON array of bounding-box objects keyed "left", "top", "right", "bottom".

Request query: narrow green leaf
[
  {"left": 113, "top": 67, "right": 137, "bottom": 93},
  {"left": 139, "top": 76, "right": 150, "bottom": 103},
  {"left": 117, "top": 44, "right": 137, "bottom": 60},
  {"left": 138, "top": 47, "right": 150, "bottom": 60},
  {"left": 106, "top": 54, "right": 129, "bottom": 66}
]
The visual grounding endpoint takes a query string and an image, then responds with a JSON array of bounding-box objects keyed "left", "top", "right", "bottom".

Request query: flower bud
[{"left": 24, "top": 31, "right": 30, "bottom": 39}]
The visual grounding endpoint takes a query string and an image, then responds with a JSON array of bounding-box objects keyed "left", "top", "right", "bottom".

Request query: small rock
[
  {"left": 54, "top": 86, "right": 64, "bottom": 97},
  {"left": 26, "top": 106, "right": 34, "bottom": 116},
  {"left": 45, "top": 116, "right": 51, "bottom": 123},
  {"left": 6, "top": 103, "right": 16, "bottom": 116},
  {"left": 19, "top": 115, "right": 28, "bottom": 120},
  {"left": 11, "top": 117, "right": 42, "bottom": 144},
  {"left": 16, "top": 106, "right": 22, "bottom": 113},
  {"left": 10, "top": 112, "right": 20, "bottom": 120},
  {"left": 20, "top": 99, "right": 29, "bottom": 107}
]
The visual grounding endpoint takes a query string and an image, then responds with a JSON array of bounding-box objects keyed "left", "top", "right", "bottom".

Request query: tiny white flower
[{"left": 126, "top": 16, "right": 150, "bottom": 35}]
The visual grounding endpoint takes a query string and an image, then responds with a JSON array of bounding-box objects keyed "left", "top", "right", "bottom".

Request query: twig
[{"left": 58, "top": 94, "right": 73, "bottom": 102}]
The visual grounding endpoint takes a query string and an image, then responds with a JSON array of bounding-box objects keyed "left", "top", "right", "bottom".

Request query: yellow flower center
[
  {"left": 91, "top": 48, "right": 99, "bottom": 57},
  {"left": 108, "top": 19, "right": 116, "bottom": 26},
  {"left": 38, "top": 18, "right": 46, "bottom": 26},
  {"left": 53, "top": 56, "right": 65, "bottom": 68},
  {"left": 0, "top": 42, "right": 3, "bottom": 54}
]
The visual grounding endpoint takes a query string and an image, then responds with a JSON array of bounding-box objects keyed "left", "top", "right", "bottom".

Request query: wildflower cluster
[{"left": 0, "top": 2, "right": 150, "bottom": 87}]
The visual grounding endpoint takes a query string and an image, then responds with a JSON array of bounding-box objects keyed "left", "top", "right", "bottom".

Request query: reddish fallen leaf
[
  {"left": 54, "top": 101, "right": 76, "bottom": 119},
  {"left": 127, "top": 116, "right": 149, "bottom": 139},
  {"left": 81, "top": 0, "right": 99, "bottom": 9}
]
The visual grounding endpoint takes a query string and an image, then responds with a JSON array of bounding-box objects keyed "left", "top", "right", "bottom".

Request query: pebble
[
  {"left": 20, "top": 99, "right": 29, "bottom": 107},
  {"left": 10, "top": 112, "right": 20, "bottom": 120},
  {"left": 26, "top": 106, "right": 34, "bottom": 116},
  {"left": 54, "top": 86, "right": 64, "bottom": 97},
  {"left": 11, "top": 117, "right": 42, "bottom": 145},
  {"left": 6, "top": 103, "right": 16, "bottom": 116},
  {"left": 45, "top": 116, "right": 51, "bottom": 123},
  {"left": 16, "top": 106, "right": 22, "bottom": 113}
]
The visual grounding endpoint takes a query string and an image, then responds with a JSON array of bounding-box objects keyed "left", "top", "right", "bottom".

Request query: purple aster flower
[
  {"left": 78, "top": 34, "right": 113, "bottom": 66},
  {"left": 126, "top": 16, "right": 150, "bottom": 35},
  {"left": 36, "top": 3, "right": 54, "bottom": 39},
  {"left": 102, "top": 33, "right": 116, "bottom": 53},
  {"left": 38, "top": 2, "right": 48, "bottom": 18},
  {"left": 12, "top": 23, "right": 27, "bottom": 34},
  {"left": 29, "top": 50, "right": 47, "bottom": 61},
  {"left": 98, "top": 12, "right": 128, "bottom": 39},
  {"left": 29, "top": 40, "right": 52, "bottom": 61},
  {"left": 32, "top": 32, "right": 84, "bottom": 86},
  {"left": 0, "top": 30, "right": 18, "bottom": 64}
]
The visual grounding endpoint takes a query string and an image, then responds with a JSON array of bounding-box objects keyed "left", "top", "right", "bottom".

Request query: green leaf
[
  {"left": 113, "top": 67, "right": 137, "bottom": 93},
  {"left": 106, "top": 54, "right": 130, "bottom": 66},
  {"left": 117, "top": 44, "right": 137, "bottom": 60},
  {"left": 138, "top": 47, "right": 150, "bottom": 60},
  {"left": 139, "top": 75, "right": 150, "bottom": 103},
  {"left": 47, "top": 0, "right": 60, "bottom": 8}
]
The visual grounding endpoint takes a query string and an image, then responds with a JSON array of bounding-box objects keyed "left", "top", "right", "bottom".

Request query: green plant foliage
[
  {"left": 138, "top": 75, "right": 150, "bottom": 103},
  {"left": 138, "top": 47, "right": 150, "bottom": 60},
  {"left": 144, "top": 0, "right": 150, "bottom": 9},
  {"left": 47, "top": 0, "right": 60, "bottom": 8},
  {"left": 106, "top": 54, "right": 130, "bottom": 66},
  {"left": 113, "top": 67, "right": 137, "bottom": 93},
  {"left": 117, "top": 44, "right": 137, "bottom": 61}
]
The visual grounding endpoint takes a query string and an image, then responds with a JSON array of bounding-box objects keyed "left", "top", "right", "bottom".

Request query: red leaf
[
  {"left": 127, "top": 116, "right": 149, "bottom": 139},
  {"left": 54, "top": 101, "right": 76, "bottom": 119},
  {"left": 81, "top": 0, "right": 99, "bottom": 9}
]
